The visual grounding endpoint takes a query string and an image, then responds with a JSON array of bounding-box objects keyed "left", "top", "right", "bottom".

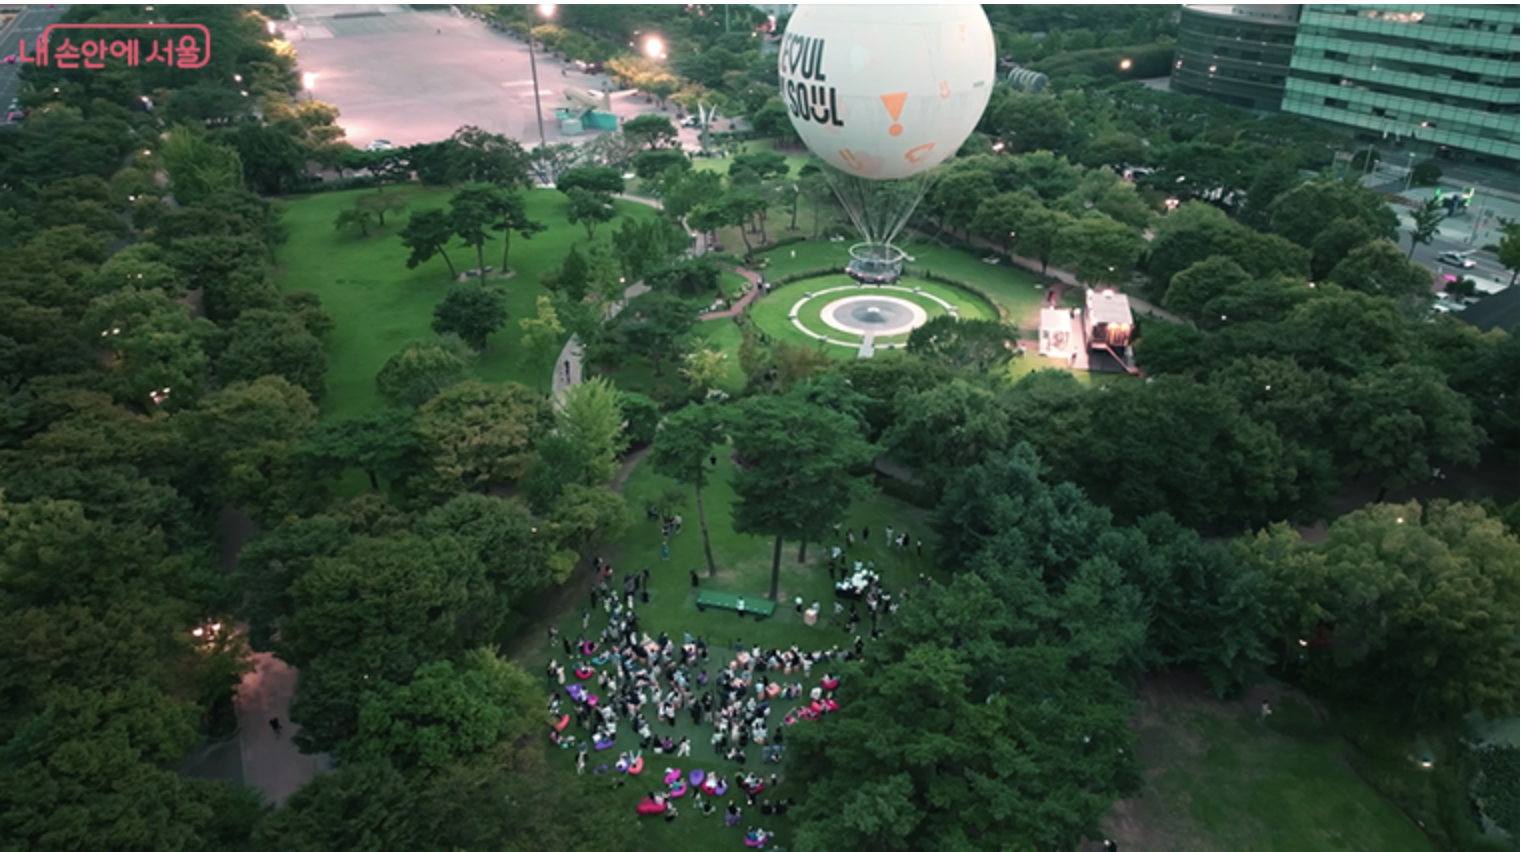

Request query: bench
[{"left": 696, "top": 590, "right": 776, "bottom": 620}]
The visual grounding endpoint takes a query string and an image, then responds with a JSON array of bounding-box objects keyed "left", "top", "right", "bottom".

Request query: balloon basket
[{"left": 846, "top": 243, "right": 906, "bottom": 285}]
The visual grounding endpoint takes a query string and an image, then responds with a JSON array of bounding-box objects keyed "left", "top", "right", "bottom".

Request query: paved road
[{"left": 0, "top": 4, "right": 67, "bottom": 117}]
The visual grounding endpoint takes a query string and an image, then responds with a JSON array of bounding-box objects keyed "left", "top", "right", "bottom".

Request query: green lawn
[
  {"left": 750, "top": 238, "right": 1048, "bottom": 329},
  {"left": 748, "top": 275, "right": 995, "bottom": 349},
  {"left": 515, "top": 454, "right": 948, "bottom": 852},
  {"left": 1121, "top": 685, "right": 1437, "bottom": 852},
  {"left": 272, "top": 186, "right": 655, "bottom": 418}
]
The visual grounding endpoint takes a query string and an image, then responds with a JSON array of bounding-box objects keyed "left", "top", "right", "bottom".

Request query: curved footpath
[{"left": 553, "top": 196, "right": 768, "bottom": 396}]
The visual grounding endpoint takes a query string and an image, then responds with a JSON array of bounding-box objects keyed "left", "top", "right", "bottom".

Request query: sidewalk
[
  {"left": 236, "top": 652, "right": 324, "bottom": 806},
  {"left": 698, "top": 266, "right": 762, "bottom": 320}
]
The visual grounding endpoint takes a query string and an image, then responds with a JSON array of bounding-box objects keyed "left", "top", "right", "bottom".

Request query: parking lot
[{"left": 284, "top": 5, "right": 713, "bottom": 152}]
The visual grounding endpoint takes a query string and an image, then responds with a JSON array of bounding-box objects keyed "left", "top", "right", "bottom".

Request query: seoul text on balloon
[{"left": 779, "top": 32, "right": 843, "bottom": 128}]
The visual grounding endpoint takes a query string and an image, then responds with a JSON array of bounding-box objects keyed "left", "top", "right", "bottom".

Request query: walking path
[
  {"left": 698, "top": 266, "right": 762, "bottom": 320},
  {"left": 235, "top": 652, "right": 326, "bottom": 805},
  {"left": 552, "top": 193, "right": 766, "bottom": 396}
]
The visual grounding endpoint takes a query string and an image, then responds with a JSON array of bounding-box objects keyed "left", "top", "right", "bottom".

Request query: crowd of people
[{"left": 540, "top": 552, "right": 906, "bottom": 836}]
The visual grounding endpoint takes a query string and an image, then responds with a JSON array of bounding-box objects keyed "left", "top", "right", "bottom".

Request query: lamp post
[
  {"left": 301, "top": 72, "right": 315, "bottom": 102},
  {"left": 527, "top": 4, "right": 555, "bottom": 158}
]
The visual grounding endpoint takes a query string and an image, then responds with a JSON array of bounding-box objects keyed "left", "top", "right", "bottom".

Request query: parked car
[
  {"left": 4, "top": 55, "right": 17, "bottom": 64},
  {"left": 1439, "top": 252, "right": 1477, "bottom": 268},
  {"left": 366, "top": 139, "right": 393, "bottom": 152},
  {"left": 573, "top": 60, "right": 603, "bottom": 74}
]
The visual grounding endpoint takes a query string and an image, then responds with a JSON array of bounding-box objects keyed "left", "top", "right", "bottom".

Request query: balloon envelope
[{"left": 778, "top": 4, "right": 996, "bottom": 181}]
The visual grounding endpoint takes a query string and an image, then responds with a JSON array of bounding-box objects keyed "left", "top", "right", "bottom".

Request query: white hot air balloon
[
  {"left": 777, "top": 4, "right": 996, "bottom": 282},
  {"left": 778, "top": 4, "right": 996, "bottom": 181}
]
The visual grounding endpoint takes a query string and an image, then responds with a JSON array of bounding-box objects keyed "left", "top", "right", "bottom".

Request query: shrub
[{"left": 1412, "top": 161, "right": 1443, "bottom": 187}]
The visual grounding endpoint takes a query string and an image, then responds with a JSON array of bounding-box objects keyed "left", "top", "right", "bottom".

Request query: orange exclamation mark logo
[{"left": 881, "top": 92, "right": 907, "bottom": 137}]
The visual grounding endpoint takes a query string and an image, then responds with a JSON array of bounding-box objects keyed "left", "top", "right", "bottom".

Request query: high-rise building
[
  {"left": 1281, "top": 5, "right": 1520, "bottom": 165},
  {"left": 1172, "top": 5, "right": 1302, "bottom": 111}
]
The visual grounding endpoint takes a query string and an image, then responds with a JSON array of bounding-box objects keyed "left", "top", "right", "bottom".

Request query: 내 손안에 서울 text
[{"left": 14, "top": 24, "right": 210, "bottom": 70}]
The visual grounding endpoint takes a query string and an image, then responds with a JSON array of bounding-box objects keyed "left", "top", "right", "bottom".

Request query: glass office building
[
  {"left": 1281, "top": 5, "right": 1520, "bottom": 166},
  {"left": 1172, "top": 5, "right": 1302, "bottom": 111}
]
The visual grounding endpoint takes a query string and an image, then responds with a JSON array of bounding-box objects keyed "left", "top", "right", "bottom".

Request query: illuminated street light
[
  {"left": 644, "top": 35, "right": 666, "bottom": 60},
  {"left": 526, "top": 4, "right": 556, "bottom": 160},
  {"left": 302, "top": 72, "right": 317, "bottom": 101},
  {"left": 1119, "top": 58, "right": 1132, "bottom": 70}
]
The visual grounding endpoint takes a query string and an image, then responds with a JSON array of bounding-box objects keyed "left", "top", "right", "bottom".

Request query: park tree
[
  {"left": 661, "top": 168, "right": 724, "bottom": 220},
  {"left": 614, "top": 292, "right": 695, "bottom": 374},
  {"left": 650, "top": 403, "right": 728, "bottom": 577},
  {"left": 631, "top": 148, "right": 690, "bottom": 182},
  {"left": 1326, "top": 240, "right": 1436, "bottom": 305},
  {"left": 480, "top": 187, "right": 544, "bottom": 273},
  {"left": 415, "top": 750, "right": 642, "bottom": 852},
  {"left": 431, "top": 283, "right": 509, "bottom": 351},
  {"left": 0, "top": 685, "right": 264, "bottom": 852},
  {"left": 1163, "top": 256, "right": 1255, "bottom": 324},
  {"left": 299, "top": 408, "right": 418, "bottom": 491},
  {"left": 278, "top": 533, "right": 486, "bottom": 670},
  {"left": 541, "top": 244, "right": 592, "bottom": 302},
  {"left": 1495, "top": 218, "right": 1519, "bottom": 285},
  {"left": 1052, "top": 376, "right": 1318, "bottom": 532},
  {"left": 564, "top": 187, "right": 618, "bottom": 240},
  {"left": 1405, "top": 196, "right": 1445, "bottom": 259},
  {"left": 1269, "top": 177, "right": 1399, "bottom": 249},
  {"left": 555, "top": 166, "right": 626, "bottom": 196},
  {"left": 417, "top": 493, "right": 556, "bottom": 603},
  {"left": 1239, "top": 157, "right": 1303, "bottom": 230},
  {"left": 179, "top": 375, "right": 322, "bottom": 521},
  {"left": 882, "top": 379, "right": 1011, "bottom": 492},
  {"left": 354, "top": 193, "right": 409, "bottom": 230},
  {"left": 555, "top": 376, "right": 628, "bottom": 485},
  {"left": 680, "top": 338, "right": 729, "bottom": 393},
  {"left": 1208, "top": 355, "right": 1342, "bottom": 449},
  {"left": 786, "top": 580, "right": 1140, "bottom": 852},
  {"left": 543, "top": 484, "right": 629, "bottom": 575},
  {"left": 163, "top": 233, "right": 280, "bottom": 324},
  {"left": 334, "top": 204, "right": 377, "bottom": 237},
  {"left": 399, "top": 208, "right": 459, "bottom": 281},
  {"left": 622, "top": 114, "right": 678, "bottom": 149},
  {"left": 217, "top": 309, "right": 328, "bottom": 402},
  {"left": 1054, "top": 214, "right": 1144, "bottom": 286},
  {"left": 1273, "top": 289, "right": 1415, "bottom": 376},
  {"left": 518, "top": 295, "right": 566, "bottom": 394},
  {"left": 1335, "top": 364, "right": 1484, "bottom": 499},
  {"left": 252, "top": 760, "right": 426, "bottom": 852},
  {"left": 449, "top": 185, "right": 500, "bottom": 276},
  {"left": 986, "top": 90, "right": 1074, "bottom": 153},
  {"left": 1013, "top": 206, "right": 1071, "bottom": 274},
  {"left": 414, "top": 380, "right": 554, "bottom": 499},
  {"left": 375, "top": 335, "right": 476, "bottom": 408},
  {"left": 906, "top": 315, "right": 1021, "bottom": 373},
  {"left": 729, "top": 393, "right": 874, "bottom": 597},
  {"left": 343, "top": 651, "right": 539, "bottom": 773},
  {"left": 444, "top": 125, "right": 530, "bottom": 187},
  {"left": 973, "top": 191, "right": 1033, "bottom": 252},
  {"left": 1242, "top": 501, "right": 1519, "bottom": 726},
  {"left": 928, "top": 168, "right": 998, "bottom": 240},
  {"left": 612, "top": 216, "right": 688, "bottom": 283}
]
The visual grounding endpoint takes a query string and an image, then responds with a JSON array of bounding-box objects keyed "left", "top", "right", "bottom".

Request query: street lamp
[
  {"left": 527, "top": 4, "right": 555, "bottom": 159},
  {"left": 644, "top": 35, "right": 666, "bottom": 60},
  {"left": 302, "top": 72, "right": 316, "bottom": 101}
]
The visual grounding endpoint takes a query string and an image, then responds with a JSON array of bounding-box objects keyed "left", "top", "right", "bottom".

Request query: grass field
[
  {"left": 1112, "top": 676, "right": 1437, "bottom": 852},
  {"left": 515, "top": 455, "right": 948, "bottom": 852},
  {"left": 272, "top": 186, "right": 655, "bottom": 418}
]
